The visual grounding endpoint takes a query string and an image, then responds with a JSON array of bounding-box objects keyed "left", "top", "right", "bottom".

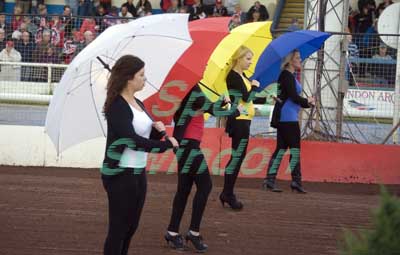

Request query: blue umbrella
[{"left": 251, "top": 30, "right": 331, "bottom": 91}]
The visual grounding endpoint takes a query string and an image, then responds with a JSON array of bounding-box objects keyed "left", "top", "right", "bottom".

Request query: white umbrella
[{"left": 45, "top": 14, "right": 192, "bottom": 154}]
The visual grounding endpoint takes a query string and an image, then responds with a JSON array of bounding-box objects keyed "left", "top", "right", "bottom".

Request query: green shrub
[{"left": 340, "top": 187, "right": 400, "bottom": 255}]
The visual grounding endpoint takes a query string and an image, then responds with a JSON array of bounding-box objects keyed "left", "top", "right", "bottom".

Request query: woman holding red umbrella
[{"left": 165, "top": 84, "right": 243, "bottom": 252}]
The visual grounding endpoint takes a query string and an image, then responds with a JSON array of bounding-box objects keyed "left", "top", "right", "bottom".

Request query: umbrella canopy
[
  {"left": 200, "top": 21, "right": 273, "bottom": 102},
  {"left": 45, "top": 14, "right": 192, "bottom": 154},
  {"left": 251, "top": 30, "right": 331, "bottom": 90},
  {"left": 143, "top": 17, "right": 231, "bottom": 124}
]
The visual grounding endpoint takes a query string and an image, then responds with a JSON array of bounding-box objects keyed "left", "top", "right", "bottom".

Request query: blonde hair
[
  {"left": 231, "top": 46, "right": 253, "bottom": 69},
  {"left": 281, "top": 49, "right": 300, "bottom": 70}
]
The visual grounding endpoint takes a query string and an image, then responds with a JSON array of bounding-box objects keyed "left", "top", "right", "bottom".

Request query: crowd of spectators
[
  {"left": 0, "top": 0, "right": 397, "bottom": 86},
  {"left": 347, "top": 0, "right": 397, "bottom": 86}
]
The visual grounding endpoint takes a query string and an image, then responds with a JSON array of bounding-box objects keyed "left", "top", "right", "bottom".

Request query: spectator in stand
[
  {"left": 23, "top": 16, "right": 38, "bottom": 35},
  {"left": 80, "top": 17, "right": 97, "bottom": 35},
  {"left": 183, "top": 0, "right": 195, "bottom": 7},
  {"left": 354, "top": 5, "right": 373, "bottom": 35},
  {"left": 0, "top": 0, "right": 4, "bottom": 13},
  {"left": 345, "top": 29, "right": 359, "bottom": 85},
  {"left": 373, "top": 43, "right": 392, "bottom": 60},
  {"left": 36, "top": 46, "right": 61, "bottom": 81},
  {"left": 202, "top": 0, "right": 215, "bottom": 16},
  {"left": 362, "top": 18, "right": 379, "bottom": 57},
  {"left": 50, "top": 16, "right": 64, "bottom": 47},
  {"left": 0, "top": 40, "right": 22, "bottom": 81},
  {"left": 104, "top": 6, "right": 120, "bottom": 26},
  {"left": 179, "top": 6, "right": 188, "bottom": 13},
  {"left": 0, "top": 28, "right": 6, "bottom": 51},
  {"left": 33, "top": 3, "right": 50, "bottom": 29},
  {"left": 11, "top": 22, "right": 29, "bottom": 41},
  {"left": 287, "top": 17, "right": 301, "bottom": 31},
  {"left": 122, "top": 0, "right": 137, "bottom": 18},
  {"left": 136, "top": 0, "right": 152, "bottom": 17},
  {"left": 246, "top": 9, "right": 261, "bottom": 22},
  {"left": 74, "top": 30, "right": 94, "bottom": 57},
  {"left": 63, "top": 30, "right": 81, "bottom": 63},
  {"left": 100, "top": 0, "right": 112, "bottom": 12},
  {"left": 17, "top": 0, "right": 32, "bottom": 13},
  {"left": 34, "top": 29, "right": 52, "bottom": 63},
  {"left": 119, "top": 6, "right": 134, "bottom": 23},
  {"left": 39, "top": 46, "right": 60, "bottom": 63},
  {"left": 61, "top": 5, "right": 74, "bottom": 39},
  {"left": 161, "top": 0, "right": 180, "bottom": 12},
  {"left": 167, "top": 0, "right": 180, "bottom": 13},
  {"left": 228, "top": 13, "right": 241, "bottom": 31},
  {"left": 247, "top": 1, "right": 269, "bottom": 21},
  {"left": 348, "top": 6, "right": 357, "bottom": 34},
  {"left": 0, "top": 14, "right": 12, "bottom": 38},
  {"left": 225, "top": 0, "right": 239, "bottom": 15},
  {"left": 188, "top": 0, "right": 206, "bottom": 21},
  {"left": 94, "top": 5, "right": 108, "bottom": 33},
  {"left": 358, "top": 0, "right": 376, "bottom": 15},
  {"left": 376, "top": 0, "right": 393, "bottom": 17},
  {"left": 77, "top": 0, "right": 94, "bottom": 16},
  {"left": 371, "top": 43, "right": 393, "bottom": 85},
  {"left": 65, "top": 0, "right": 79, "bottom": 15},
  {"left": 212, "top": 0, "right": 228, "bottom": 17},
  {"left": 12, "top": 5, "right": 24, "bottom": 31},
  {"left": 232, "top": 4, "right": 246, "bottom": 24},
  {"left": 16, "top": 31, "right": 34, "bottom": 81}
]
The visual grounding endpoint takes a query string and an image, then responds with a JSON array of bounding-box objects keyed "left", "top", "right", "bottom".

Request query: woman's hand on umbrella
[
  {"left": 167, "top": 136, "right": 179, "bottom": 148},
  {"left": 307, "top": 96, "right": 316, "bottom": 106},
  {"left": 251, "top": 80, "right": 260, "bottom": 87},
  {"left": 152, "top": 121, "right": 166, "bottom": 132},
  {"left": 223, "top": 95, "right": 231, "bottom": 104},
  {"left": 237, "top": 104, "right": 247, "bottom": 115}
]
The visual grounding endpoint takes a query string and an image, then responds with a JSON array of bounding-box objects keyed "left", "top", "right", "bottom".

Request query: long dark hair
[{"left": 103, "top": 55, "right": 145, "bottom": 117}]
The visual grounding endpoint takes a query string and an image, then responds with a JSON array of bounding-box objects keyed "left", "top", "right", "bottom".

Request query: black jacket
[
  {"left": 277, "top": 70, "right": 309, "bottom": 108},
  {"left": 102, "top": 95, "right": 172, "bottom": 173}
]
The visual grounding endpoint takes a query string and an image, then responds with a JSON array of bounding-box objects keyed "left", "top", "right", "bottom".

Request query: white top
[{"left": 119, "top": 104, "right": 153, "bottom": 168}]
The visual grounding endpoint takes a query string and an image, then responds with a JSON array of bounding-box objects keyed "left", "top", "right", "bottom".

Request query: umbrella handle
[{"left": 96, "top": 56, "right": 111, "bottom": 72}]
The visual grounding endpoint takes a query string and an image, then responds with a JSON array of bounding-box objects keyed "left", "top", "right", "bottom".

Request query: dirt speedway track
[{"left": 1, "top": 166, "right": 399, "bottom": 255}]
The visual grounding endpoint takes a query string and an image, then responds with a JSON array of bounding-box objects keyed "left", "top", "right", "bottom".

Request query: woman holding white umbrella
[{"left": 101, "top": 55, "right": 178, "bottom": 255}]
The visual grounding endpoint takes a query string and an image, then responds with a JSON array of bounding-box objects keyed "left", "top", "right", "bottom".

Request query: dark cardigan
[{"left": 101, "top": 95, "right": 172, "bottom": 175}]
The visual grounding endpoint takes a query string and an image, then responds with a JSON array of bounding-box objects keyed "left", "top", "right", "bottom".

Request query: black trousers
[
  {"left": 223, "top": 119, "right": 251, "bottom": 196},
  {"left": 266, "top": 122, "right": 302, "bottom": 180},
  {"left": 102, "top": 168, "right": 147, "bottom": 255},
  {"left": 168, "top": 139, "right": 212, "bottom": 233}
]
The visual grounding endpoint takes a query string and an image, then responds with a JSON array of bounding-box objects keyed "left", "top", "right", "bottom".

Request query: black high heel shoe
[
  {"left": 219, "top": 193, "right": 243, "bottom": 210},
  {"left": 185, "top": 231, "right": 208, "bottom": 253},
  {"left": 290, "top": 181, "right": 307, "bottom": 194},
  {"left": 262, "top": 179, "right": 283, "bottom": 192},
  {"left": 165, "top": 232, "right": 185, "bottom": 250}
]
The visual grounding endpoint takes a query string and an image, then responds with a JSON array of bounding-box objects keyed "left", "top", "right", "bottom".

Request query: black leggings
[
  {"left": 168, "top": 139, "right": 212, "bottom": 233},
  {"left": 223, "top": 119, "right": 251, "bottom": 196},
  {"left": 266, "top": 122, "right": 302, "bottom": 179},
  {"left": 102, "top": 168, "right": 147, "bottom": 255}
]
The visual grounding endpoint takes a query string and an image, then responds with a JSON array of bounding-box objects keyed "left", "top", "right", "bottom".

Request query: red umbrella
[{"left": 143, "top": 17, "right": 231, "bottom": 124}]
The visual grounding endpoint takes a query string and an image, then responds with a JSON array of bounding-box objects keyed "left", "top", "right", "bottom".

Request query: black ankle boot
[
  {"left": 262, "top": 178, "right": 283, "bottom": 192},
  {"left": 290, "top": 180, "right": 307, "bottom": 193},
  {"left": 185, "top": 231, "right": 208, "bottom": 253},
  {"left": 165, "top": 232, "right": 185, "bottom": 250},
  {"left": 219, "top": 193, "right": 243, "bottom": 210}
]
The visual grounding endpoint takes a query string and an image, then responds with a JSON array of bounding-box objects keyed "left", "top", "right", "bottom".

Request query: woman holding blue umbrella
[{"left": 262, "top": 50, "right": 315, "bottom": 193}]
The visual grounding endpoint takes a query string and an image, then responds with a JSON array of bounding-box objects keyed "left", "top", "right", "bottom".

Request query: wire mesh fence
[{"left": 0, "top": 13, "right": 398, "bottom": 144}]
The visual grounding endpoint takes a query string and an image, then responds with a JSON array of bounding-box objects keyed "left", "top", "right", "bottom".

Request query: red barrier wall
[{"left": 147, "top": 128, "right": 400, "bottom": 184}]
